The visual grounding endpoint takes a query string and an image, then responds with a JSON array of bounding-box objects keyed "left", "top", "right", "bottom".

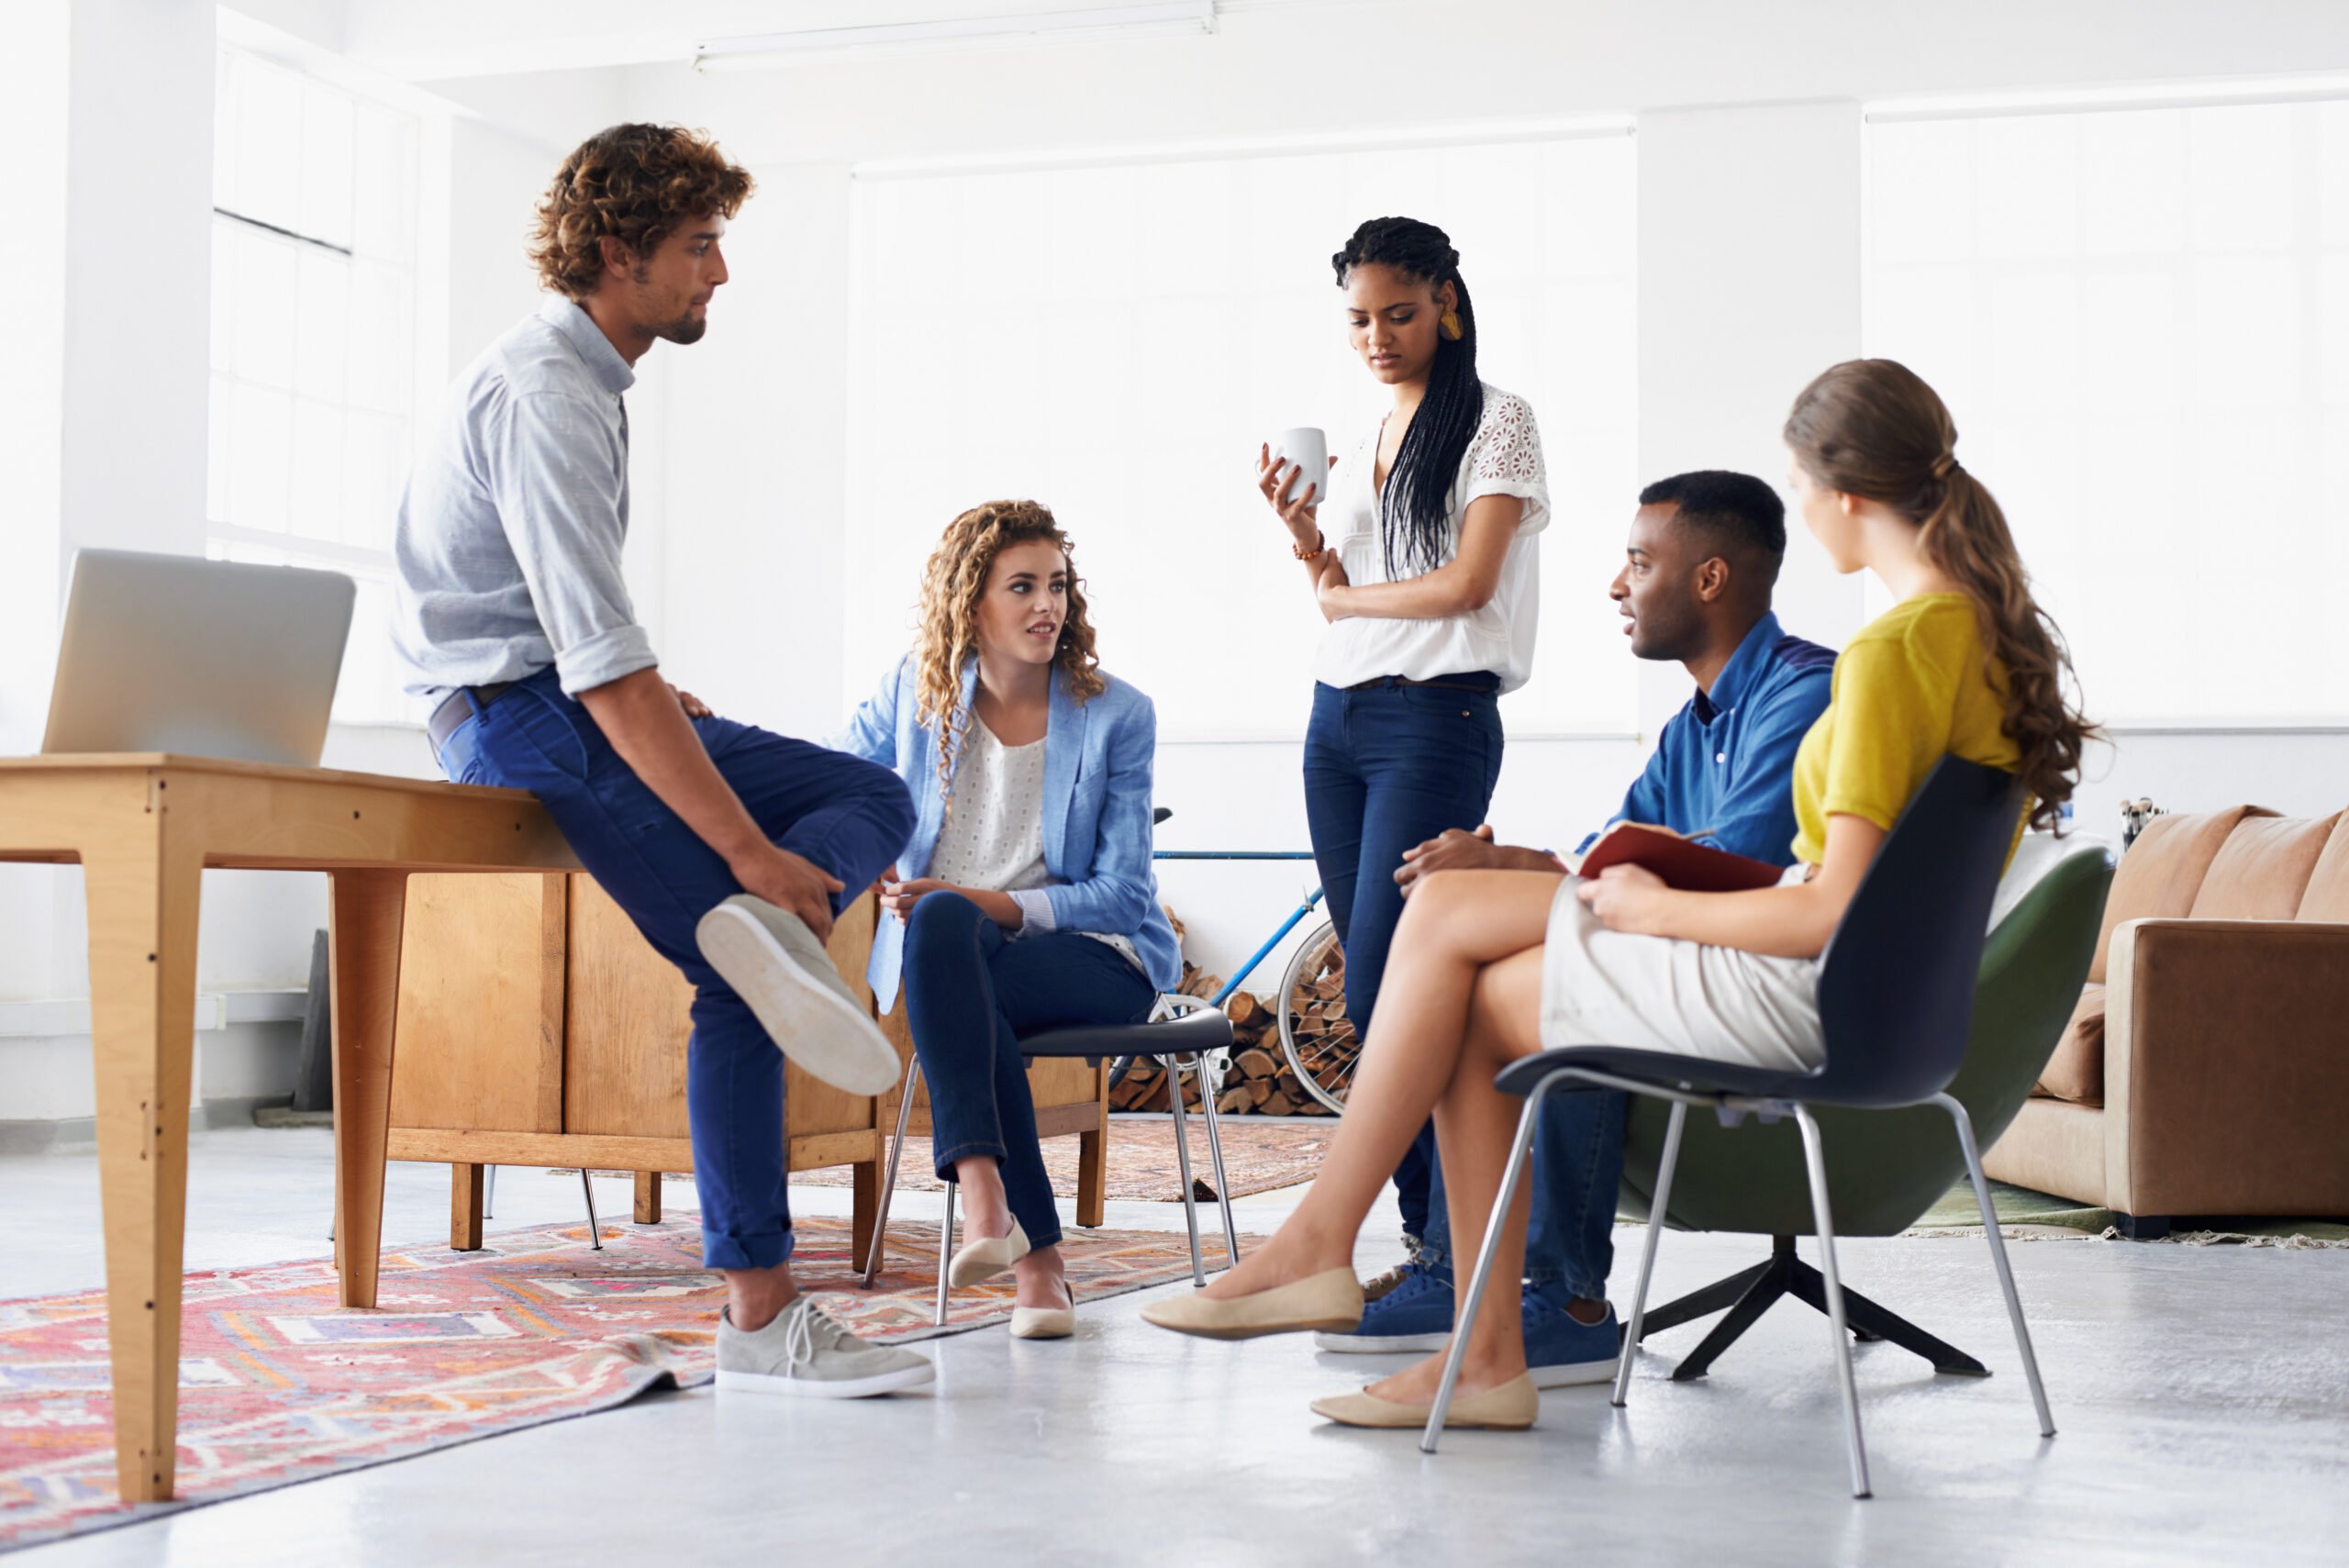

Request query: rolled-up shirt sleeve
[{"left": 485, "top": 389, "right": 658, "bottom": 696}]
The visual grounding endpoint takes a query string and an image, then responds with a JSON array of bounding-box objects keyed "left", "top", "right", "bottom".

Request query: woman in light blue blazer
[{"left": 832, "top": 499, "right": 1180, "bottom": 1338}]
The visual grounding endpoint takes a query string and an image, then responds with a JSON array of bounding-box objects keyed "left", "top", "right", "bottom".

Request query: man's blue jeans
[
  {"left": 1300, "top": 678, "right": 1504, "bottom": 1243},
  {"left": 1419, "top": 1086, "right": 1627, "bottom": 1301},
  {"left": 900, "top": 892, "right": 1156, "bottom": 1251},
  {"left": 433, "top": 668, "right": 914, "bottom": 1273}
]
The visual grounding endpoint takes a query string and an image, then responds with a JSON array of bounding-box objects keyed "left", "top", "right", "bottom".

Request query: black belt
[
  {"left": 427, "top": 682, "right": 514, "bottom": 753},
  {"left": 1343, "top": 671, "right": 1501, "bottom": 694}
]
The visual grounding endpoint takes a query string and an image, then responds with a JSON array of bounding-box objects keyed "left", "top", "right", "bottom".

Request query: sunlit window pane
[
  {"left": 1867, "top": 99, "right": 2349, "bottom": 725},
  {"left": 845, "top": 134, "right": 1640, "bottom": 738}
]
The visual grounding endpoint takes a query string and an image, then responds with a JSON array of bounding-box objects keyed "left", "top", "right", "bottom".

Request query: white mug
[{"left": 1269, "top": 426, "right": 1329, "bottom": 508}]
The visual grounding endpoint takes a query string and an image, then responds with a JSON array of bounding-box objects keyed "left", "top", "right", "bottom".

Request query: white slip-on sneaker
[
  {"left": 696, "top": 894, "right": 902, "bottom": 1095},
  {"left": 715, "top": 1298, "right": 935, "bottom": 1399}
]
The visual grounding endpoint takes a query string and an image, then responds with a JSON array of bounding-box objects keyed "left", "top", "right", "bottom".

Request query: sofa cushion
[
  {"left": 2036, "top": 983, "right": 2106, "bottom": 1103},
  {"left": 2087, "top": 806, "right": 2272, "bottom": 983},
  {"left": 2296, "top": 813, "right": 2349, "bottom": 923},
  {"left": 2188, "top": 812, "right": 2340, "bottom": 920}
]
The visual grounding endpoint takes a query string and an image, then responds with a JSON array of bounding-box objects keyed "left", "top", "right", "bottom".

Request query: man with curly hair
[{"left": 392, "top": 124, "right": 932, "bottom": 1399}]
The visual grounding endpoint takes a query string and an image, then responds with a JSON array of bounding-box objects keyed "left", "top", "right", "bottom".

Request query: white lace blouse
[
  {"left": 1310, "top": 384, "right": 1550, "bottom": 693},
  {"left": 927, "top": 719, "right": 1144, "bottom": 974}
]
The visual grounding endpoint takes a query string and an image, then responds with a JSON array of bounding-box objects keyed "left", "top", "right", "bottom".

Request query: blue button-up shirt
[
  {"left": 392, "top": 296, "right": 655, "bottom": 702},
  {"left": 1583, "top": 611, "right": 1836, "bottom": 866}
]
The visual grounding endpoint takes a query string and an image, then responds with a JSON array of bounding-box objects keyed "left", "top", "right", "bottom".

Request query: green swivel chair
[{"left": 1614, "top": 840, "right": 2113, "bottom": 1380}]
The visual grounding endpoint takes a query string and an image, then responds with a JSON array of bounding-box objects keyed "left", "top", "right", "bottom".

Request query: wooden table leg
[
  {"left": 451, "top": 1164, "right": 486, "bottom": 1251},
  {"left": 851, "top": 1157, "right": 879, "bottom": 1265},
  {"left": 330, "top": 871, "right": 410, "bottom": 1308},
  {"left": 83, "top": 840, "right": 204, "bottom": 1504},
  {"left": 633, "top": 1171, "right": 662, "bottom": 1225},
  {"left": 1076, "top": 1128, "right": 1108, "bottom": 1229}
]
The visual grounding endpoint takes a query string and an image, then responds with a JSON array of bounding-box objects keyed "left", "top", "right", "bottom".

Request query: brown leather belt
[
  {"left": 426, "top": 682, "right": 515, "bottom": 754},
  {"left": 1342, "top": 672, "right": 1502, "bottom": 695}
]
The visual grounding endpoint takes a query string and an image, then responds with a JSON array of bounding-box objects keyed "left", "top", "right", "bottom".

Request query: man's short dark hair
[{"left": 1638, "top": 470, "right": 1787, "bottom": 580}]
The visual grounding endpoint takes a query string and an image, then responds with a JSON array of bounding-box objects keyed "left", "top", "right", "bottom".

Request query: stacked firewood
[{"left": 1106, "top": 949, "right": 1343, "bottom": 1118}]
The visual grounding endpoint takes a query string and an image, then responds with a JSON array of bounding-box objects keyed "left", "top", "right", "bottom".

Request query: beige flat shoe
[
  {"left": 1311, "top": 1372, "right": 1539, "bottom": 1431},
  {"left": 1140, "top": 1267, "right": 1364, "bottom": 1340},
  {"left": 948, "top": 1218, "right": 1030, "bottom": 1289},
  {"left": 1009, "top": 1278, "right": 1076, "bottom": 1340}
]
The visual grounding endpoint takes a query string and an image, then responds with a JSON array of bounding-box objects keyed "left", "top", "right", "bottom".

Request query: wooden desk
[{"left": 0, "top": 754, "right": 582, "bottom": 1504}]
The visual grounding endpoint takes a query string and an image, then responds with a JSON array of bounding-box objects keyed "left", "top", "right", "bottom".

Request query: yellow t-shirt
[{"left": 1789, "top": 594, "right": 2021, "bottom": 866}]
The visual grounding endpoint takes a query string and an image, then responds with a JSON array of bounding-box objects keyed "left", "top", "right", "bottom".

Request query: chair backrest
[{"left": 1809, "top": 755, "right": 2023, "bottom": 1107}]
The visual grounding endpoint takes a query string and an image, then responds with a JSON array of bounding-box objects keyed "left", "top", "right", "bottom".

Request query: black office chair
[
  {"left": 1426, "top": 757, "right": 2049, "bottom": 1498},
  {"left": 862, "top": 1002, "right": 1241, "bottom": 1323}
]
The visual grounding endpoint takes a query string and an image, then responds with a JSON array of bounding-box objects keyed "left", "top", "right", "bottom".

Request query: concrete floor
[{"left": 6, "top": 1125, "right": 2348, "bottom": 1567}]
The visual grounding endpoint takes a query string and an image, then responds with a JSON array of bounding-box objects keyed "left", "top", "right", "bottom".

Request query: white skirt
[{"left": 1536, "top": 870, "right": 1826, "bottom": 1073}]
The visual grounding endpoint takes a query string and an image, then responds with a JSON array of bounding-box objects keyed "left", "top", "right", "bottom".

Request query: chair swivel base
[{"left": 1636, "top": 1235, "right": 1987, "bottom": 1382}]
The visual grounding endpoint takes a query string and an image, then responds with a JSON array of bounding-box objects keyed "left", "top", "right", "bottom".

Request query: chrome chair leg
[
  {"left": 1196, "top": 1055, "right": 1241, "bottom": 1267},
  {"left": 936, "top": 1177, "right": 957, "bottom": 1327},
  {"left": 1794, "top": 1106, "right": 1871, "bottom": 1499},
  {"left": 1934, "top": 1091, "right": 2055, "bottom": 1438},
  {"left": 1614, "top": 1099, "right": 1687, "bottom": 1407},
  {"left": 1163, "top": 1055, "right": 1206, "bottom": 1287},
  {"left": 863, "top": 1055, "right": 922, "bottom": 1288},
  {"left": 484, "top": 1164, "right": 497, "bottom": 1218},
  {"left": 1423, "top": 1077, "right": 1553, "bottom": 1454},
  {"left": 581, "top": 1169, "right": 604, "bottom": 1252}
]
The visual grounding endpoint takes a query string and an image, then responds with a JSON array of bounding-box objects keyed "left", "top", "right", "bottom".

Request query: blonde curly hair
[
  {"left": 529, "top": 124, "right": 752, "bottom": 300},
  {"left": 913, "top": 500, "right": 1106, "bottom": 802}
]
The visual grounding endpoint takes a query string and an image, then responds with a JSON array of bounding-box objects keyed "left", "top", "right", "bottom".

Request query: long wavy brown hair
[
  {"left": 529, "top": 124, "right": 753, "bottom": 299},
  {"left": 912, "top": 500, "right": 1106, "bottom": 803},
  {"left": 1784, "top": 360, "right": 2094, "bottom": 831}
]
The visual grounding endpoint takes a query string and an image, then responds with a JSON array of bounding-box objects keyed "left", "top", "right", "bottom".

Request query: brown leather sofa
[{"left": 1981, "top": 805, "right": 2349, "bottom": 1235}]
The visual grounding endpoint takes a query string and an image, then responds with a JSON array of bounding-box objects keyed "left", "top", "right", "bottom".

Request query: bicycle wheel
[{"left": 1275, "top": 920, "right": 1356, "bottom": 1114}]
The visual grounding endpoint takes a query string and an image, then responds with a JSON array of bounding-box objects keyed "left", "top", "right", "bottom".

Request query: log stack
[{"left": 1105, "top": 958, "right": 1341, "bottom": 1118}]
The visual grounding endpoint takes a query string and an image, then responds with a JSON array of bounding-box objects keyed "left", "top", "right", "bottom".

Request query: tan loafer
[
  {"left": 1140, "top": 1267, "right": 1364, "bottom": 1340},
  {"left": 948, "top": 1218, "right": 1030, "bottom": 1289},
  {"left": 1009, "top": 1278, "right": 1076, "bottom": 1340},
  {"left": 1311, "top": 1372, "right": 1539, "bottom": 1431}
]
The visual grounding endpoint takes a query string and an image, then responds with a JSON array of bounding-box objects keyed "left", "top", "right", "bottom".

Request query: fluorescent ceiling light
[
  {"left": 695, "top": 2, "right": 1218, "bottom": 72},
  {"left": 1868, "top": 70, "right": 2349, "bottom": 122}
]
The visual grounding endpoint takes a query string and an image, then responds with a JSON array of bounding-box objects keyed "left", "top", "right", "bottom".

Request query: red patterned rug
[{"left": 0, "top": 1210, "right": 1251, "bottom": 1552}]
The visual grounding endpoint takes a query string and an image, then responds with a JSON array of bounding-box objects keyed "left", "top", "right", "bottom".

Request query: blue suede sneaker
[
  {"left": 1523, "top": 1282, "right": 1620, "bottom": 1389},
  {"left": 1312, "top": 1261, "right": 1453, "bottom": 1353}
]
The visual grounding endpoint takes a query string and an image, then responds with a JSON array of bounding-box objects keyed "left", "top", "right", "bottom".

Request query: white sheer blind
[
  {"left": 206, "top": 44, "right": 418, "bottom": 724},
  {"left": 843, "top": 133, "right": 1638, "bottom": 739},
  {"left": 1865, "top": 101, "right": 2349, "bottom": 725}
]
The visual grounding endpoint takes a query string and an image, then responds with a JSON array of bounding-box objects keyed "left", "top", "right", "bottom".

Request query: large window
[
  {"left": 1865, "top": 98, "right": 2349, "bottom": 726},
  {"left": 844, "top": 130, "right": 1638, "bottom": 739},
  {"left": 206, "top": 44, "right": 418, "bottom": 724}
]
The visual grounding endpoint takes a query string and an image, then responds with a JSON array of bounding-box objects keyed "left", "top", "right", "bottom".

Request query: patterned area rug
[
  {"left": 790, "top": 1117, "right": 1330, "bottom": 1201},
  {"left": 1907, "top": 1179, "right": 2349, "bottom": 1245},
  {"left": 0, "top": 1210, "right": 1248, "bottom": 1552}
]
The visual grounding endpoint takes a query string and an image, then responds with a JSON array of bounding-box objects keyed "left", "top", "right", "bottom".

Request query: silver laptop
[{"left": 41, "top": 549, "right": 358, "bottom": 768}]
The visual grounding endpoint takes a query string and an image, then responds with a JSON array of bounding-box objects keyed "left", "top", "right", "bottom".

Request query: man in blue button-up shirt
[{"left": 1321, "top": 471, "right": 1833, "bottom": 1385}]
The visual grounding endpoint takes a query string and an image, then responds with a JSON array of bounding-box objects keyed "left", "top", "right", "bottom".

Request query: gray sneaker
[
  {"left": 696, "top": 895, "right": 902, "bottom": 1095},
  {"left": 715, "top": 1297, "right": 936, "bottom": 1399}
]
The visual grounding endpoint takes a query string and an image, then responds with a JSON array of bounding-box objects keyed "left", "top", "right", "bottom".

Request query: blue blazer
[{"left": 829, "top": 654, "right": 1183, "bottom": 1012}]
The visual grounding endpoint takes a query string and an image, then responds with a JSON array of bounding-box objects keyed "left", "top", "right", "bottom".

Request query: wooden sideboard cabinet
[{"left": 384, "top": 876, "right": 1110, "bottom": 1262}]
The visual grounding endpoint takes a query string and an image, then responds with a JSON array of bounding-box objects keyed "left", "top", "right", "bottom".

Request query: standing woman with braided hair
[
  {"left": 832, "top": 500, "right": 1181, "bottom": 1339},
  {"left": 1255, "top": 217, "right": 1550, "bottom": 1329}
]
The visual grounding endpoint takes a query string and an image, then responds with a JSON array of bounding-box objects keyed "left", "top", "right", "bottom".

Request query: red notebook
[{"left": 1575, "top": 822, "right": 1786, "bottom": 893}]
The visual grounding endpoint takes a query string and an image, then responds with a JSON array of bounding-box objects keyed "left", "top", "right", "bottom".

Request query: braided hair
[{"left": 1331, "top": 217, "right": 1485, "bottom": 578}]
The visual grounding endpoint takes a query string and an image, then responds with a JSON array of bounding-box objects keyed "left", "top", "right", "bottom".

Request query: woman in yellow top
[{"left": 1145, "top": 359, "right": 2093, "bottom": 1431}]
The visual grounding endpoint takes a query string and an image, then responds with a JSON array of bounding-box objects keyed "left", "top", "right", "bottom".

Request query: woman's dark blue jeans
[
  {"left": 1300, "top": 677, "right": 1504, "bottom": 1245},
  {"left": 899, "top": 891, "right": 1157, "bottom": 1250}
]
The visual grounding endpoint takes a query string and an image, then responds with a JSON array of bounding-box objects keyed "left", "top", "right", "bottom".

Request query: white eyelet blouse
[{"left": 1310, "top": 384, "right": 1551, "bottom": 693}]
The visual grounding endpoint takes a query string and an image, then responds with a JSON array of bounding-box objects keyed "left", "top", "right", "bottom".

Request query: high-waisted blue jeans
[
  {"left": 899, "top": 891, "right": 1156, "bottom": 1250},
  {"left": 433, "top": 667, "right": 914, "bottom": 1273},
  {"left": 1300, "top": 677, "right": 1504, "bottom": 1244}
]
